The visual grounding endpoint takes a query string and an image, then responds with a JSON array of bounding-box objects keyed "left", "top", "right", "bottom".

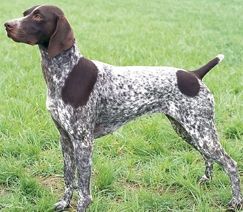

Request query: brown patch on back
[
  {"left": 62, "top": 57, "right": 98, "bottom": 108},
  {"left": 176, "top": 70, "right": 200, "bottom": 97}
]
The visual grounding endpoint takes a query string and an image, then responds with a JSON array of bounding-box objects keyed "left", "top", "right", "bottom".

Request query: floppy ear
[
  {"left": 48, "top": 15, "right": 75, "bottom": 58},
  {"left": 23, "top": 5, "right": 40, "bottom": 16}
]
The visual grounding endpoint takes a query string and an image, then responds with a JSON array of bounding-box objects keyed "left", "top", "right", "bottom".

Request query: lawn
[{"left": 1, "top": 0, "right": 243, "bottom": 211}]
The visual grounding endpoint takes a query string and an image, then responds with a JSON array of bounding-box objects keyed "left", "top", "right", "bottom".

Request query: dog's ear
[
  {"left": 23, "top": 5, "right": 40, "bottom": 16},
  {"left": 48, "top": 15, "right": 75, "bottom": 58}
]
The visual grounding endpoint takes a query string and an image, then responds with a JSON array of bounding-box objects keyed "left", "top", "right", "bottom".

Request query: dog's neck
[
  {"left": 39, "top": 43, "right": 83, "bottom": 90},
  {"left": 39, "top": 43, "right": 82, "bottom": 70}
]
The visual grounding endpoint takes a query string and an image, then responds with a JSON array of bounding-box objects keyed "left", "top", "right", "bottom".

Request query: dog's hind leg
[
  {"left": 166, "top": 115, "right": 214, "bottom": 182},
  {"left": 166, "top": 114, "right": 242, "bottom": 209},
  {"left": 52, "top": 119, "right": 76, "bottom": 211}
]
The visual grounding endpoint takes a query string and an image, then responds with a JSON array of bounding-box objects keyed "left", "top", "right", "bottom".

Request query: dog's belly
[{"left": 93, "top": 101, "right": 169, "bottom": 138}]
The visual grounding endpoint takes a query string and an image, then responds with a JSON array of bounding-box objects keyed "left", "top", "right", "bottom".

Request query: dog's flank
[{"left": 4, "top": 5, "right": 242, "bottom": 212}]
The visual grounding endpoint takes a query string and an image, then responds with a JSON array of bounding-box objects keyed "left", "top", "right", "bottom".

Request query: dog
[{"left": 4, "top": 5, "right": 242, "bottom": 211}]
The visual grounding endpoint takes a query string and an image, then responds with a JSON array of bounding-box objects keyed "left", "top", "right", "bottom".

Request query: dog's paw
[
  {"left": 77, "top": 195, "right": 93, "bottom": 212},
  {"left": 197, "top": 175, "right": 210, "bottom": 184},
  {"left": 54, "top": 200, "right": 69, "bottom": 211},
  {"left": 228, "top": 197, "right": 243, "bottom": 211}
]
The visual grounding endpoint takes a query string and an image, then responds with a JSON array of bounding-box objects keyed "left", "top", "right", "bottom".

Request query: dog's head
[{"left": 4, "top": 5, "right": 75, "bottom": 57}]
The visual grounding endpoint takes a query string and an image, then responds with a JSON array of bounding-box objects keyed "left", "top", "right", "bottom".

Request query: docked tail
[{"left": 192, "top": 54, "right": 224, "bottom": 80}]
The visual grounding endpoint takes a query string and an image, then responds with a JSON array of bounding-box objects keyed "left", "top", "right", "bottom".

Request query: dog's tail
[{"left": 192, "top": 54, "right": 224, "bottom": 80}]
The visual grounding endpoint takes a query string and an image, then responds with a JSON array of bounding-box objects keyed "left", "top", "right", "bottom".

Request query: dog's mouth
[
  {"left": 6, "top": 30, "right": 36, "bottom": 45},
  {"left": 6, "top": 33, "right": 22, "bottom": 43},
  {"left": 6, "top": 30, "right": 22, "bottom": 41},
  {"left": 27, "top": 41, "right": 36, "bottom": 45},
  {"left": 5, "top": 30, "right": 15, "bottom": 39}
]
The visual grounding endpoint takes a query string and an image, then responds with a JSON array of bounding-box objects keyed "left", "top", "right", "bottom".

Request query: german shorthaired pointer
[{"left": 5, "top": 5, "right": 242, "bottom": 211}]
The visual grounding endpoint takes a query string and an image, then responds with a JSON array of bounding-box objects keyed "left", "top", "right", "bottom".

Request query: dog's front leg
[
  {"left": 74, "top": 135, "right": 94, "bottom": 212},
  {"left": 53, "top": 119, "right": 76, "bottom": 211}
]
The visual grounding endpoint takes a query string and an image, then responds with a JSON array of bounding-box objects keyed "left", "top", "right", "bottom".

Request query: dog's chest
[
  {"left": 41, "top": 62, "right": 69, "bottom": 116},
  {"left": 39, "top": 45, "right": 82, "bottom": 123}
]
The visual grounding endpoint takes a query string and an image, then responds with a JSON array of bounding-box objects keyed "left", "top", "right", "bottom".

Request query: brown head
[{"left": 4, "top": 5, "right": 75, "bottom": 57}]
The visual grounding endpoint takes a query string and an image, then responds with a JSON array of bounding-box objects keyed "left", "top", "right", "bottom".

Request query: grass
[{"left": 1, "top": 0, "right": 243, "bottom": 211}]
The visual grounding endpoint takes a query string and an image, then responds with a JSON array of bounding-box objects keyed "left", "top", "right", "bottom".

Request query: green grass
[{"left": 1, "top": 0, "right": 243, "bottom": 211}]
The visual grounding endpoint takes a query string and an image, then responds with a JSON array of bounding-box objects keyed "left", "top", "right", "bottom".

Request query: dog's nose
[{"left": 4, "top": 20, "right": 17, "bottom": 30}]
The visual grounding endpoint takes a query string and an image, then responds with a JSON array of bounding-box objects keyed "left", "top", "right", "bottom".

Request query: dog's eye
[{"left": 34, "top": 14, "right": 42, "bottom": 20}]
